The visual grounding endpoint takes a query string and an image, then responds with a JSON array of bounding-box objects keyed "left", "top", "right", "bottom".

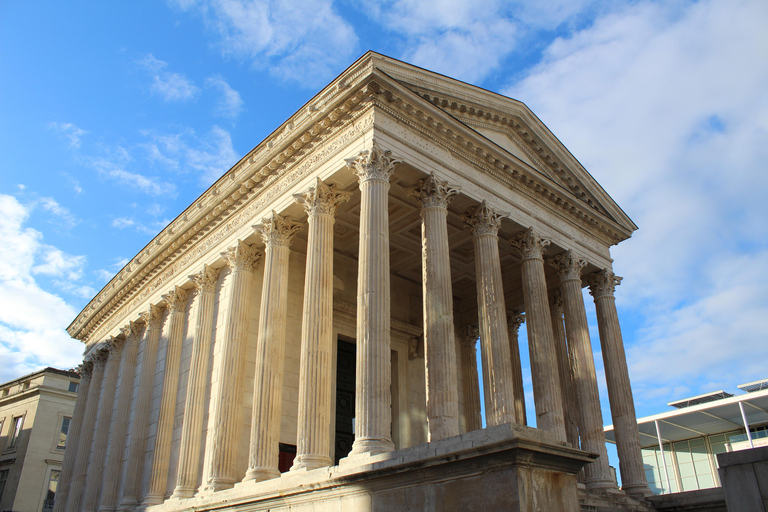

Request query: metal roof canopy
[{"left": 605, "top": 388, "right": 768, "bottom": 448}]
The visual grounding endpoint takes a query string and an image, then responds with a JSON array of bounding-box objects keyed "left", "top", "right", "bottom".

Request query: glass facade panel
[
  {"left": 642, "top": 445, "right": 678, "bottom": 495},
  {"left": 57, "top": 417, "right": 70, "bottom": 449}
]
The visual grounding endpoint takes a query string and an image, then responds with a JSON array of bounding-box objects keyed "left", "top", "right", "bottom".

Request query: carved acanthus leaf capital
[
  {"left": 407, "top": 172, "right": 460, "bottom": 210},
  {"left": 509, "top": 227, "right": 550, "bottom": 260},
  {"left": 550, "top": 289, "right": 564, "bottom": 316},
  {"left": 106, "top": 336, "right": 123, "bottom": 356},
  {"left": 293, "top": 178, "right": 351, "bottom": 217},
  {"left": 222, "top": 240, "right": 261, "bottom": 272},
  {"left": 140, "top": 303, "right": 165, "bottom": 331},
  {"left": 458, "top": 324, "right": 480, "bottom": 347},
  {"left": 190, "top": 264, "right": 220, "bottom": 293},
  {"left": 163, "top": 285, "right": 188, "bottom": 313},
  {"left": 91, "top": 347, "right": 109, "bottom": 369},
  {"left": 588, "top": 269, "right": 622, "bottom": 299},
  {"left": 253, "top": 211, "right": 302, "bottom": 248},
  {"left": 507, "top": 313, "right": 525, "bottom": 335},
  {"left": 548, "top": 250, "right": 586, "bottom": 282},
  {"left": 345, "top": 140, "right": 401, "bottom": 183},
  {"left": 76, "top": 362, "right": 93, "bottom": 380},
  {"left": 120, "top": 320, "right": 144, "bottom": 345},
  {"left": 462, "top": 201, "right": 507, "bottom": 236}
]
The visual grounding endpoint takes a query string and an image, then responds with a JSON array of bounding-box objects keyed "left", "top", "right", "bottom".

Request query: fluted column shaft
[
  {"left": 507, "top": 314, "right": 527, "bottom": 426},
  {"left": 549, "top": 292, "right": 580, "bottom": 449},
  {"left": 292, "top": 180, "right": 350, "bottom": 469},
  {"left": 511, "top": 228, "right": 566, "bottom": 441},
  {"left": 409, "top": 173, "right": 460, "bottom": 441},
  {"left": 67, "top": 352, "right": 106, "bottom": 512},
  {"left": 53, "top": 364, "right": 91, "bottom": 512},
  {"left": 204, "top": 241, "right": 261, "bottom": 491},
  {"left": 144, "top": 287, "right": 189, "bottom": 505},
  {"left": 120, "top": 305, "right": 164, "bottom": 510},
  {"left": 99, "top": 323, "right": 143, "bottom": 512},
  {"left": 590, "top": 270, "right": 650, "bottom": 496},
  {"left": 463, "top": 202, "right": 515, "bottom": 426},
  {"left": 172, "top": 265, "right": 220, "bottom": 498},
  {"left": 83, "top": 341, "right": 122, "bottom": 512},
  {"left": 458, "top": 326, "right": 482, "bottom": 432},
  {"left": 245, "top": 213, "right": 300, "bottom": 481}
]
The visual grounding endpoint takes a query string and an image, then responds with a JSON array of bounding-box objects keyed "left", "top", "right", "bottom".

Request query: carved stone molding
[
  {"left": 253, "top": 211, "right": 302, "bottom": 247},
  {"left": 222, "top": 240, "right": 261, "bottom": 272},
  {"left": 407, "top": 172, "right": 460, "bottom": 210},
  {"left": 458, "top": 324, "right": 480, "bottom": 347},
  {"left": 140, "top": 304, "right": 165, "bottom": 331},
  {"left": 589, "top": 269, "right": 622, "bottom": 299},
  {"left": 548, "top": 250, "right": 586, "bottom": 282},
  {"left": 92, "top": 348, "right": 109, "bottom": 369},
  {"left": 461, "top": 201, "right": 506, "bottom": 237},
  {"left": 106, "top": 336, "right": 123, "bottom": 356},
  {"left": 120, "top": 320, "right": 144, "bottom": 346},
  {"left": 509, "top": 227, "right": 550, "bottom": 260},
  {"left": 294, "top": 178, "right": 352, "bottom": 218},
  {"left": 549, "top": 290, "right": 564, "bottom": 316},
  {"left": 163, "top": 286, "right": 188, "bottom": 313},
  {"left": 190, "top": 264, "right": 220, "bottom": 293},
  {"left": 507, "top": 313, "right": 525, "bottom": 335},
  {"left": 76, "top": 362, "right": 93, "bottom": 379},
  {"left": 345, "top": 140, "right": 401, "bottom": 182}
]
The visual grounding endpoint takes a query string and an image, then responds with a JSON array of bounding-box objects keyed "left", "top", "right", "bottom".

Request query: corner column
[
  {"left": 204, "top": 241, "right": 261, "bottom": 491},
  {"left": 462, "top": 201, "right": 516, "bottom": 426},
  {"left": 119, "top": 304, "right": 164, "bottom": 510},
  {"left": 458, "top": 325, "right": 482, "bottom": 432},
  {"left": 53, "top": 363, "right": 91, "bottom": 512},
  {"left": 548, "top": 291, "right": 580, "bottom": 448},
  {"left": 245, "top": 212, "right": 301, "bottom": 481},
  {"left": 408, "top": 172, "right": 460, "bottom": 441},
  {"left": 507, "top": 313, "right": 527, "bottom": 426},
  {"left": 589, "top": 269, "right": 651, "bottom": 496},
  {"left": 510, "top": 228, "right": 566, "bottom": 441},
  {"left": 99, "top": 322, "right": 144, "bottom": 512},
  {"left": 172, "top": 265, "right": 221, "bottom": 498},
  {"left": 347, "top": 143, "right": 399, "bottom": 456},
  {"left": 143, "top": 287, "right": 189, "bottom": 505}
]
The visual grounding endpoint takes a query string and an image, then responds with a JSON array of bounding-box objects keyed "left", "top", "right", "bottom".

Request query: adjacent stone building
[
  {"left": 57, "top": 52, "right": 652, "bottom": 511},
  {"left": 0, "top": 367, "right": 80, "bottom": 512}
]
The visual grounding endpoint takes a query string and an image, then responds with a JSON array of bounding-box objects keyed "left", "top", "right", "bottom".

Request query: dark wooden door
[{"left": 335, "top": 339, "right": 356, "bottom": 464}]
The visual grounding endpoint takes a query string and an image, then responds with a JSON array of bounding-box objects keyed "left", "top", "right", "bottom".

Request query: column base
[
  {"left": 348, "top": 436, "right": 395, "bottom": 458},
  {"left": 243, "top": 466, "right": 281, "bottom": 482},
  {"left": 141, "top": 493, "right": 164, "bottom": 506},
  {"left": 291, "top": 454, "right": 332, "bottom": 471},
  {"left": 169, "top": 486, "right": 195, "bottom": 500},
  {"left": 585, "top": 478, "right": 619, "bottom": 491},
  {"left": 202, "top": 477, "right": 236, "bottom": 492},
  {"left": 621, "top": 482, "right": 652, "bottom": 497},
  {"left": 118, "top": 498, "right": 138, "bottom": 512}
]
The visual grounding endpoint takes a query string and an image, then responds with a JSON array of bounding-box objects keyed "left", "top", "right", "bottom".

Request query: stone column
[
  {"left": 507, "top": 313, "right": 527, "bottom": 426},
  {"left": 347, "top": 142, "right": 399, "bottom": 456},
  {"left": 589, "top": 269, "right": 650, "bottom": 496},
  {"left": 510, "top": 228, "right": 566, "bottom": 441},
  {"left": 550, "top": 253, "right": 615, "bottom": 488},
  {"left": 548, "top": 290, "right": 580, "bottom": 449},
  {"left": 99, "top": 322, "right": 144, "bottom": 512},
  {"left": 245, "top": 212, "right": 301, "bottom": 481},
  {"left": 408, "top": 172, "right": 460, "bottom": 441},
  {"left": 204, "top": 240, "right": 261, "bottom": 491},
  {"left": 462, "top": 201, "right": 516, "bottom": 427},
  {"left": 458, "top": 325, "right": 482, "bottom": 432},
  {"left": 53, "top": 363, "right": 91, "bottom": 512},
  {"left": 119, "top": 304, "right": 164, "bottom": 510},
  {"left": 292, "top": 179, "right": 350, "bottom": 469},
  {"left": 143, "top": 287, "right": 189, "bottom": 505},
  {"left": 67, "top": 350, "right": 106, "bottom": 512},
  {"left": 172, "top": 265, "right": 221, "bottom": 499}
]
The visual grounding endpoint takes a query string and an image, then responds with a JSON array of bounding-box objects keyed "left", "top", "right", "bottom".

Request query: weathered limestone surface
[
  {"left": 507, "top": 313, "right": 527, "bottom": 426},
  {"left": 458, "top": 325, "right": 482, "bottom": 433},
  {"left": 510, "top": 228, "right": 566, "bottom": 442}
]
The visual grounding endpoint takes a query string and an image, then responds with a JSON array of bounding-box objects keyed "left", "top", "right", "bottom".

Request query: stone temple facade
[{"left": 56, "top": 52, "right": 653, "bottom": 511}]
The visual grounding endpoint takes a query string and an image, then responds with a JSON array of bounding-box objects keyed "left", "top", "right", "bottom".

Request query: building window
[
  {"left": 8, "top": 415, "right": 23, "bottom": 449},
  {"left": 57, "top": 417, "right": 71, "bottom": 449},
  {"left": 42, "top": 469, "right": 59, "bottom": 511},
  {"left": 0, "top": 469, "right": 8, "bottom": 503},
  {"left": 1, "top": 388, "right": 8, "bottom": 397},
  {"left": 22, "top": 381, "right": 30, "bottom": 391},
  {"left": 68, "top": 381, "right": 79, "bottom": 393}
]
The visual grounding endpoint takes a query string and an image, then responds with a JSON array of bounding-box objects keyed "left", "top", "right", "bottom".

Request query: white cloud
[
  {"left": 173, "top": 0, "right": 358, "bottom": 87},
  {"left": 206, "top": 75, "right": 244, "bottom": 118},
  {"left": 37, "top": 197, "right": 79, "bottom": 229},
  {"left": 139, "top": 54, "right": 200, "bottom": 102},
  {"left": 505, "top": 0, "right": 768, "bottom": 407},
  {"left": 0, "top": 195, "right": 86, "bottom": 382},
  {"left": 88, "top": 149, "right": 177, "bottom": 197},
  {"left": 49, "top": 121, "right": 88, "bottom": 148}
]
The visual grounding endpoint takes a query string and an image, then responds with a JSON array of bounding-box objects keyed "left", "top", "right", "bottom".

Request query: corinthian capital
[
  {"left": 76, "top": 362, "right": 93, "bottom": 380},
  {"left": 507, "top": 313, "right": 525, "bottom": 335},
  {"left": 91, "top": 347, "right": 109, "bottom": 369},
  {"left": 190, "top": 264, "right": 221, "bottom": 293},
  {"left": 407, "top": 172, "right": 460, "bottom": 210},
  {"left": 106, "top": 336, "right": 123, "bottom": 356},
  {"left": 222, "top": 240, "right": 261, "bottom": 272},
  {"left": 588, "top": 269, "right": 623, "bottom": 299},
  {"left": 120, "top": 320, "right": 144, "bottom": 343},
  {"left": 293, "top": 178, "right": 351, "bottom": 217},
  {"left": 509, "top": 227, "right": 550, "bottom": 260},
  {"left": 458, "top": 324, "right": 480, "bottom": 347},
  {"left": 345, "top": 141, "right": 401, "bottom": 183},
  {"left": 253, "top": 211, "right": 302, "bottom": 247},
  {"left": 140, "top": 303, "right": 165, "bottom": 331},
  {"left": 462, "top": 201, "right": 507, "bottom": 236},
  {"left": 163, "top": 286, "right": 188, "bottom": 313},
  {"left": 548, "top": 250, "right": 586, "bottom": 282}
]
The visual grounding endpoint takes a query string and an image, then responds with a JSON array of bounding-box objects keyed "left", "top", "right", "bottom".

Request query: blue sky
[{"left": 1, "top": 0, "right": 767, "bottom": 439}]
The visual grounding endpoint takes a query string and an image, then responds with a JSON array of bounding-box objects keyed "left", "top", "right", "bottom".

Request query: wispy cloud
[
  {"left": 49, "top": 121, "right": 88, "bottom": 148},
  {"left": 206, "top": 75, "right": 244, "bottom": 118},
  {"left": 88, "top": 147, "right": 177, "bottom": 197},
  {"left": 138, "top": 54, "right": 200, "bottom": 102}
]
